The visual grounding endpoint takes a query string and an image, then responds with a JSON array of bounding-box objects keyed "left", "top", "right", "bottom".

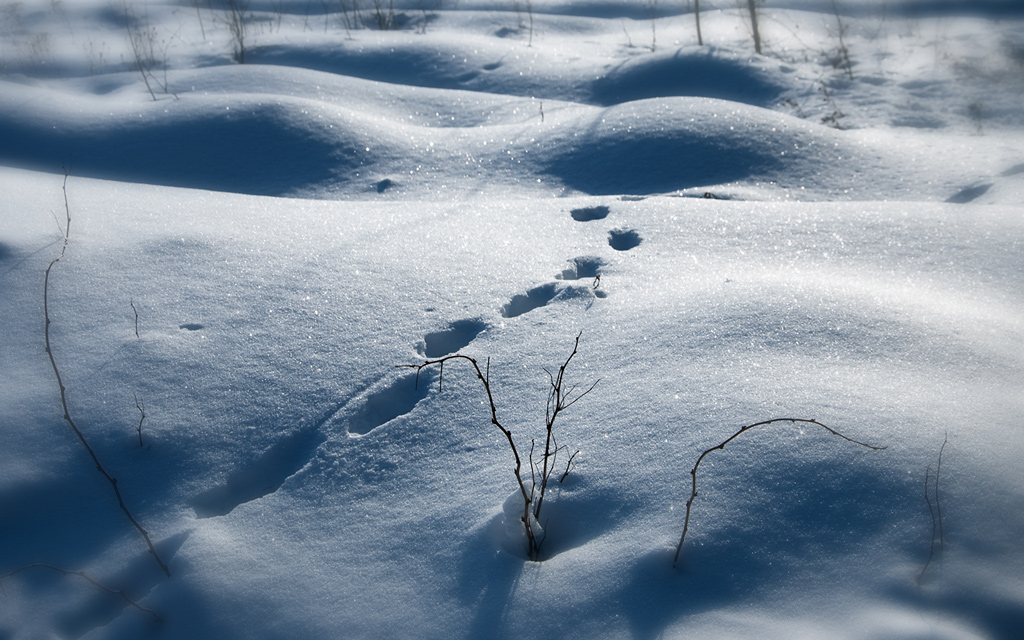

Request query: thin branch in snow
[
  {"left": 134, "top": 393, "right": 146, "bottom": 448},
  {"left": 918, "top": 432, "right": 948, "bottom": 585},
  {"left": 130, "top": 298, "right": 140, "bottom": 338},
  {"left": 0, "top": 564, "right": 162, "bottom": 624},
  {"left": 400, "top": 332, "right": 596, "bottom": 561},
  {"left": 673, "top": 418, "right": 885, "bottom": 567},
  {"left": 43, "top": 169, "right": 170, "bottom": 578}
]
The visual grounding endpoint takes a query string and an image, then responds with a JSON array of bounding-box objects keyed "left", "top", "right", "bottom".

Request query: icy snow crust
[{"left": 1, "top": 1, "right": 1023, "bottom": 638}]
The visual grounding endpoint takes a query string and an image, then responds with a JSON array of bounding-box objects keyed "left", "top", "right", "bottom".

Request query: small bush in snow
[{"left": 402, "top": 331, "right": 597, "bottom": 561}]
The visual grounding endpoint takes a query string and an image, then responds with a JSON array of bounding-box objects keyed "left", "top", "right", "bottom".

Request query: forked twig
[
  {"left": 401, "top": 351, "right": 538, "bottom": 557},
  {"left": 43, "top": 170, "right": 170, "bottom": 577},
  {"left": 400, "top": 332, "right": 595, "bottom": 561},
  {"left": 673, "top": 418, "right": 885, "bottom": 566}
]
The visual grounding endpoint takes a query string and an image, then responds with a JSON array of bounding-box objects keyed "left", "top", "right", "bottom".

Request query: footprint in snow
[
  {"left": 556, "top": 256, "right": 607, "bottom": 298},
  {"left": 608, "top": 228, "right": 642, "bottom": 251},
  {"left": 501, "top": 282, "right": 602, "bottom": 318},
  {"left": 417, "top": 319, "right": 488, "bottom": 358},
  {"left": 556, "top": 256, "right": 605, "bottom": 281},
  {"left": 1001, "top": 163, "right": 1024, "bottom": 177},
  {"left": 570, "top": 205, "right": 610, "bottom": 222},
  {"left": 192, "top": 424, "right": 326, "bottom": 518},
  {"left": 945, "top": 183, "right": 992, "bottom": 204},
  {"left": 501, "top": 283, "right": 559, "bottom": 318},
  {"left": 345, "top": 370, "right": 435, "bottom": 437}
]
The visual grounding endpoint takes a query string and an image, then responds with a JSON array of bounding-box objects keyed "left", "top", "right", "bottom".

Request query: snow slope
[{"left": 2, "top": 1, "right": 1023, "bottom": 638}]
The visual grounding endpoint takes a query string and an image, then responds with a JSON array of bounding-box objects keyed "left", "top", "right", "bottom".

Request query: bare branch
[
  {"left": 0, "top": 564, "right": 161, "bottom": 624},
  {"left": 134, "top": 394, "right": 146, "bottom": 447},
  {"left": 398, "top": 353, "right": 538, "bottom": 556},
  {"left": 918, "top": 432, "right": 948, "bottom": 584},
  {"left": 918, "top": 465, "right": 937, "bottom": 585},
  {"left": 673, "top": 418, "right": 885, "bottom": 566},
  {"left": 559, "top": 449, "right": 580, "bottom": 483},
  {"left": 399, "top": 332, "right": 596, "bottom": 561},
  {"left": 130, "top": 298, "right": 140, "bottom": 338},
  {"left": 43, "top": 170, "right": 170, "bottom": 577},
  {"left": 936, "top": 432, "right": 947, "bottom": 551}
]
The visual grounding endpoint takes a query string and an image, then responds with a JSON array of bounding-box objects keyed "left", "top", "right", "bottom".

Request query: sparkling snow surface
[{"left": 1, "top": 1, "right": 1023, "bottom": 638}]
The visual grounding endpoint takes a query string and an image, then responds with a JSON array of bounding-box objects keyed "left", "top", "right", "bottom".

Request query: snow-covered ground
[{"left": 1, "top": 1, "right": 1023, "bottom": 638}]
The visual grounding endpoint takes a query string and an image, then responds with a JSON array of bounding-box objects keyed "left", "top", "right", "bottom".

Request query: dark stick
[
  {"left": 0, "top": 564, "right": 162, "bottom": 624},
  {"left": 134, "top": 394, "right": 146, "bottom": 447},
  {"left": 673, "top": 418, "right": 884, "bottom": 566},
  {"left": 43, "top": 169, "right": 170, "bottom": 577},
  {"left": 130, "top": 298, "right": 140, "bottom": 338}
]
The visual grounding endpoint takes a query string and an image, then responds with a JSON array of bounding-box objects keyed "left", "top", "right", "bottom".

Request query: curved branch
[{"left": 673, "top": 418, "right": 885, "bottom": 566}]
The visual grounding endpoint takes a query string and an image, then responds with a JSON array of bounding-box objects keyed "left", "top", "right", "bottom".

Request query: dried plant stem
[
  {"left": 0, "top": 564, "right": 162, "bottom": 624},
  {"left": 673, "top": 418, "right": 885, "bottom": 566},
  {"left": 936, "top": 432, "right": 947, "bottom": 550},
  {"left": 401, "top": 332, "right": 595, "bottom": 561},
  {"left": 130, "top": 298, "right": 140, "bottom": 338},
  {"left": 918, "top": 432, "right": 948, "bottom": 584},
  {"left": 134, "top": 394, "right": 146, "bottom": 447},
  {"left": 535, "top": 333, "right": 598, "bottom": 519},
  {"left": 401, "top": 351, "right": 538, "bottom": 556},
  {"left": 44, "top": 170, "right": 170, "bottom": 577}
]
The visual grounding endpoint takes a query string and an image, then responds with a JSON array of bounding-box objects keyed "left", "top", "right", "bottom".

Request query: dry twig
[
  {"left": 401, "top": 332, "right": 596, "bottom": 560},
  {"left": 673, "top": 417, "right": 885, "bottom": 566},
  {"left": 44, "top": 169, "right": 170, "bottom": 577},
  {"left": 918, "top": 432, "right": 948, "bottom": 584},
  {"left": 0, "top": 563, "right": 162, "bottom": 624}
]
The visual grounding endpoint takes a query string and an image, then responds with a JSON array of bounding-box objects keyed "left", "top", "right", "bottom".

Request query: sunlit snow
[{"left": 1, "top": 1, "right": 1023, "bottom": 638}]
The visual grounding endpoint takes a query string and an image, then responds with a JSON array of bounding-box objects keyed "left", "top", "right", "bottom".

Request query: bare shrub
[
  {"left": 368, "top": 0, "right": 394, "bottom": 30},
  {"left": 223, "top": 0, "right": 251, "bottom": 63},
  {"left": 402, "top": 332, "right": 597, "bottom": 561}
]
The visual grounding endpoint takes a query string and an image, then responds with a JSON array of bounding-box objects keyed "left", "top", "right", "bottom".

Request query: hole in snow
[
  {"left": 557, "top": 256, "right": 605, "bottom": 280},
  {"left": 608, "top": 228, "right": 642, "bottom": 251},
  {"left": 570, "top": 205, "right": 610, "bottom": 222},
  {"left": 347, "top": 371, "right": 434, "bottom": 436},
  {"left": 419, "top": 319, "right": 488, "bottom": 358},
  {"left": 501, "top": 283, "right": 558, "bottom": 318}
]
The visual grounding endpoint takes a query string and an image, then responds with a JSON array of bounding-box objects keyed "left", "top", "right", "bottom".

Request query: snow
[{"left": 1, "top": 0, "right": 1023, "bottom": 638}]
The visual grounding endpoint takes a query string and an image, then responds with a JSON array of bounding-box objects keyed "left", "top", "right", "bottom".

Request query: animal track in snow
[
  {"left": 501, "top": 282, "right": 601, "bottom": 317},
  {"left": 346, "top": 370, "right": 435, "bottom": 437},
  {"left": 570, "top": 205, "right": 610, "bottom": 222},
  {"left": 608, "top": 228, "right": 642, "bottom": 251},
  {"left": 1001, "top": 163, "right": 1024, "bottom": 177},
  {"left": 192, "top": 425, "right": 327, "bottom": 518},
  {"left": 501, "top": 283, "right": 558, "bottom": 318},
  {"left": 946, "top": 183, "right": 992, "bottom": 203},
  {"left": 418, "top": 319, "right": 487, "bottom": 357},
  {"left": 556, "top": 256, "right": 605, "bottom": 281}
]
